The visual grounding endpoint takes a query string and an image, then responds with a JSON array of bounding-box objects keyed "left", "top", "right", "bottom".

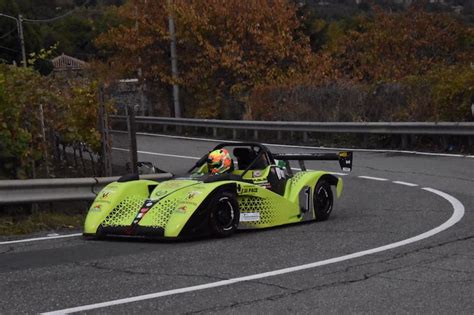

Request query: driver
[{"left": 207, "top": 149, "right": 233, "bottom": 174}]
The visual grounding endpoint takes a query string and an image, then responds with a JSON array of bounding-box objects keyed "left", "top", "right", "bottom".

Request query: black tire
[
  {"left": 209, "top": 191, "right": 240, "bottom": 237},
  {"left": 313, "top": 180, "right": 333, "bottom": 221}
]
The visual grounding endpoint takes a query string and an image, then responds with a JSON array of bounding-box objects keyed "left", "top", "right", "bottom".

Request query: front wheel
[
  {"left": 313, "top": 180, "right": 333, "bottom": 221},
  {"left": 209, "top": 191, "right": 240, "bottom": 237}
]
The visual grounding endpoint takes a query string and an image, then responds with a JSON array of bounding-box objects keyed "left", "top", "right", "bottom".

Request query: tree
[
  {"left": 0, "top": 65, "right": 59, "bottom": 177},
  {"left": 400, "top": 65, "right": 474, "bottom": 121},
  {"left": 0, "top": 64, "right": 106, "bottom": 178},
  {"left": 326, "top": 6, "right": 473, "bottom": 83},
  {"left": 0, "top": 0, "right": 122, "bottom": 64},
  {"left": 96, "top": 0, "right": 313, "bottom": 118}
]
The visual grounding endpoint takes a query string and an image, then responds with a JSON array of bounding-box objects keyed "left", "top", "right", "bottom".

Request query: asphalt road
[{"left": 0, "top": 133, "right": 473, "bottom": 314}]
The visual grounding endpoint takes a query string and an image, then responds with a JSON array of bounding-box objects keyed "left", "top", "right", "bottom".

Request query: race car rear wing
[{"left": 273, "top": 151, "right": 353, "bottom": 173}]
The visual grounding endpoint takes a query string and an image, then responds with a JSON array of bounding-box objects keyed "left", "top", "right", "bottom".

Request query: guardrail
[
  {"left": 2, "top": 117, "right": 473, "bottom": 205},
  {"left": 110, "top": 115, "right": 474, "bottom": 147},
  {"left": 0, "top": 173, "right": 173, "bottom": 205},
  {"left": 111, "top": 115, "right": 474, "bottom": 135}
]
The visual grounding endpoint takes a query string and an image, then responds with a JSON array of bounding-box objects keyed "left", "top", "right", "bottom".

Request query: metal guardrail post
[
  {"left": 361, "top": 134, "right": 369, "bottom": 148},
  {"left": 401, "top": 135, "right": 408, "bottom": 149},
  {"left": 127, "top": 105, "right": 139, "bottom": 175},
  {"left": 99, "top": 85, "right": 113, "bottom": 177}
]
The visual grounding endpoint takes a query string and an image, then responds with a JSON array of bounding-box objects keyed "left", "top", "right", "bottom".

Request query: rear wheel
[
  {"left": 209, "top": 191, "right": 240, "bottom": 237},
  {"left": 313, "top": 180, "right": 333, "bottom": 221}
]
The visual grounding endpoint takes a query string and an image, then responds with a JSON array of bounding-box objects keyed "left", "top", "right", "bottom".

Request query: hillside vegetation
[{"left": 0, "top": 0, "right": 473, "bottom": 179}]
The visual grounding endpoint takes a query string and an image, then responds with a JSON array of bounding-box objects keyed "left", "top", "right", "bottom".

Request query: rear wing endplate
[{"left": 273, "top": 151, "right": 353, "bottom": 172}]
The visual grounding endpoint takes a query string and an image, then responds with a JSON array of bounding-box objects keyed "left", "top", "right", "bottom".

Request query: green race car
[{"left": 84, "top": 142, "right": 352, "bottom": 239}]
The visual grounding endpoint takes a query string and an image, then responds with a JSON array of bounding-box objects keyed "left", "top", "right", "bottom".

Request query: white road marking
[
  {"left": 358, "top": 176, "right": 388, "bottom": 181},
  {"left": 392, "top": 181, "right": 418, "bottom": 187},
  {"left": 113, "top": 147, "right": 199, "bottom": 160},
  {"left": 43, "top": 187, "right": 465, "bottom": 315},
  {"left": 112, "top": 131, "right": 474, "bottom": 159},
  {"left": 0, "top": 233, "right": 82, "bottom": 246}
]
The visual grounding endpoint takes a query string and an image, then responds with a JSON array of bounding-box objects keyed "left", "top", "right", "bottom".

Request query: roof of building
[{"left": 51, "top": 53, "right": 88, "bottom": 71}]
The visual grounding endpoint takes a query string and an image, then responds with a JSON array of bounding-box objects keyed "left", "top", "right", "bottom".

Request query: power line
[
  {"left": 0, "top": 27, "right": 17, "bottom": 39},
  {"left": 0, "top": 44, "right": 19, "bottom": 53},
  {"left": 22, "top": 0, "right": 92, "bottom": 23},
  {"left": 0, "top": 0, "right": 93, "bottom": 66}
]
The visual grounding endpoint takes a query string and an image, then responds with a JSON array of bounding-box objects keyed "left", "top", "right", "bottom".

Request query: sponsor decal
[
  {"left": 131, "top": 200, "right": 155, "bottom": 226},
  {"left": 101, "top": 192, "right": 111, "bottom": 199},
  {"left": 94, "top": 200, "right": 111, "bottom": 204},
  {"left": 180, "top": 201, "right": 198, "bottom": 206},
  {"left": 237, "top": 184, "right": 258, "bottom": 195},
  {"left": 161, "top": 181, "right": 185, "bottom": 189},
  {"left": 91, "top": 204, "right": 102, "bottom": 211},
  {"left": 186, "top": 191, "right": 202, "bottom": 200},
  {"left": 240, "top": 212, "right": 260, "bottom": 222},
  {"left": 155, "top": 190, "right": 168, "bottom": 197},
  {"left": 251, "top": 180, "right": 270, "bottom": 189},
  {"left": 252, "top": 170, "right": 262, "bottom": 177},
  {"left": 176, "top": 205, "right": 187, "bottom": 213}
]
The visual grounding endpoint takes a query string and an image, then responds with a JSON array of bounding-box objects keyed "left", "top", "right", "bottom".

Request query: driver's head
[{"left": 207, "top": 149, "right": 233, "bottom": 174}]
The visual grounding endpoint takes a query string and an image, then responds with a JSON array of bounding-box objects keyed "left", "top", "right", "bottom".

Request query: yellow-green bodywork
[{"left": 84, "top": 166, "right": 343, "bottom": 238}]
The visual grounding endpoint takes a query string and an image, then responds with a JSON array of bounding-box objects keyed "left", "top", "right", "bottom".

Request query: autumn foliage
[
  {"left": 248, "top": 5, "right": 473, "bottom": 122},
  {"left": 326, "top": 7, "right": 473, "bottom": 82},
  {"left": 96, "top": 1, "right": 473, "bottom": 122},
  {"left": 96, "top": 0, "right": 313, "bottom": 118},
  {"left": 2, "top": 1, "right": 473, "bottom": 179},
  {"left": 0, "top": 65, "right": 105, "bottom": 178}
]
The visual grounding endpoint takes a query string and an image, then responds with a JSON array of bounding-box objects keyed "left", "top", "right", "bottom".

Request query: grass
[{"left": 0, "top": 211, "right": 85, "bottom": 236}]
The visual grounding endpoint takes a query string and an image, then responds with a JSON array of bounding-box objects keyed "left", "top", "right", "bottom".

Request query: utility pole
[
  {"left": 0, "top": 13, "right": 27, "bottom": 67},
  {"left": 168, "top": 0, "right": 181, "bottom": 118},
  {"left": 17, "top": 15, "right": 27, "bottom": 67},
  {"left": 126, "top": 105, "right": 138, "bottom": 175},
  {"left": 135, "top": 1, "right": 147, "bottom": 115}
]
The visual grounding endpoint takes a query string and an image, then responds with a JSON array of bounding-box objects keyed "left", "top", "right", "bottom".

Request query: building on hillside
[{"left": 51, "top": 53, "right": 88, "bottom": 77}]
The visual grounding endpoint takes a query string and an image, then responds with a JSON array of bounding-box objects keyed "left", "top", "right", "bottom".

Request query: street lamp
[{"left": 0, "top": 13, "right": 27, "bottom": 67}]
